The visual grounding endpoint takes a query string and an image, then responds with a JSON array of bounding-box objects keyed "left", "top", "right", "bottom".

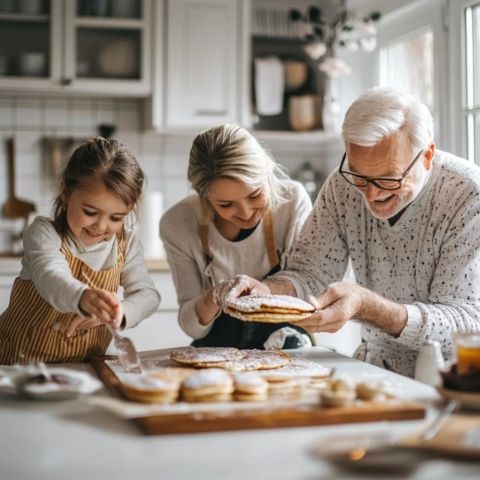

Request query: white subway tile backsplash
[
  {"left": 44, "top": 99, "right": 70, "bottom": 128},
  {"left": 0, "top": 99, "right": 14, "bottom": 127},
  {"left": 94, "top": 99, "right": 116, "bottom": 126},
  {"left": 16, "top": 98, "right": 42, "bottom": 128},
  {"left": 71, "top": 99, "right": 95, "bottom": 130},
  {"left": 163, "top": 176, "right": 191, "bottom": 210}
]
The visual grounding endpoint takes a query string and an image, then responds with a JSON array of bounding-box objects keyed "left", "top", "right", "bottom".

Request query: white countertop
[{"left": 1, "top": 347, "right": 478, "bottom": 480}]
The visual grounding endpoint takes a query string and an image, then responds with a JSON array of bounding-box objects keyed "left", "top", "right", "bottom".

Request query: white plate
[
  {"left": 437, "top": 387, "right": 480, "bottom": 410},
  {"left": 0, "top": 366, "right": 101, "bottom": 401}
]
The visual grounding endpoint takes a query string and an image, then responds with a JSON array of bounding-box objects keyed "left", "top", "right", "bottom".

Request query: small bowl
[{"left": 440, "top": 364, "right": 480, "bottom": 392}]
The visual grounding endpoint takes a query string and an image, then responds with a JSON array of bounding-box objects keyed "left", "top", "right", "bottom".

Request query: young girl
[
  {"left": 0, "top": 137, "right": 160, "bottom": 364},
  {"left": 160, "top": 124, "right": 313, "bottom": 349}
]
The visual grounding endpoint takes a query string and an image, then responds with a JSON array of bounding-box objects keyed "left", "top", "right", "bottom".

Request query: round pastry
[
  {"left": 121, "top": 372, "right": 180, "bottom": 404},
  {"left": 181, "top": 368, "right": 234, "bottom": 403},
  {"left": 170, "top": 347, "right": 245, "bottom": 369},
  {"left": 235, "top": 349, "right": 290, "bottom": 371},
  {"left": 233, "top": 372, "right": 268, "bottom": 401},
  {"left": 321, "top": 389, "right": 356, "bottom": 408},
  {"left": 225, "top": 294, "right": 315, "bottom": 323}
]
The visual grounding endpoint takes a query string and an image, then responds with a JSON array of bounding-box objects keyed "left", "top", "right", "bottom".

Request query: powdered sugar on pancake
[
  {"left": 233, "top": 372, "right": 267, "bottom": 388},
  {"left": 170, "top": 347, "right": 245, "bottom": 366},
  {"left": 259, "top": 356, "right": 331, "bottom": 379},
  {"left": 226, "top": 294, "right": 315, "bottom": 313},
  {"left": 183, "top": 369, "right": 233, "bottom": 389}
]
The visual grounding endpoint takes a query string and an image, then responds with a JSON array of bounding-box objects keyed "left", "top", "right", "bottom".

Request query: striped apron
[{"left": 0, "top": 237, "right": 125, "bottom": 365}]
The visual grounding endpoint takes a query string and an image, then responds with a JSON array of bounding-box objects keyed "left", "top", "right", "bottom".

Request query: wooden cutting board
[
  {"left": 91, "top": 356, "right": 426, "bottom": 436},
  {"left": 399, "top": 414, "right": 480, "bottom": 460}
]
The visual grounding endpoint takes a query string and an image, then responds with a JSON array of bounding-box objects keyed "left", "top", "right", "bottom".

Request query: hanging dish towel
[{"left": 254, "top": 56, "right": 284, "bottom": 116}]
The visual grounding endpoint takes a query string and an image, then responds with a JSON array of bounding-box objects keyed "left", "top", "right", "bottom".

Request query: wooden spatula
[{"left": 2, "top": 137, "right": 36, "bottom": 219}]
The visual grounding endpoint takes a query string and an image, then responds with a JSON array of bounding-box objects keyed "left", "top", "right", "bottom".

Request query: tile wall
[{"left": 0, "top": 94, "right": 341, "bottom": 253}]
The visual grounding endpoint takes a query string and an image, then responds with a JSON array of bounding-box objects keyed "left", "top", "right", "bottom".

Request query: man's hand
[
  {"left": 297, "top": 282, "right": 407, "bottom": 336},
  {"left": 79, "top": 288, "right": 122, "bottom": 326},
  {"left": 213, "top": 275, "right": 270, "bottom": 310}
]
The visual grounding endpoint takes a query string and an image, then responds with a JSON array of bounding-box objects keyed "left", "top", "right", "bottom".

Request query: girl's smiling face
[{"left": 64, "top": 176, "right": 130, "bottom": 245}]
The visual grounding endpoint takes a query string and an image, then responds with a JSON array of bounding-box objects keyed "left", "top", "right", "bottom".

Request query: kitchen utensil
[
  {"left": 96, "top": 39, "right": 137, "bottom": 78},
  {"left": 283, "top": 60, "right": 307, "bottom": 91},
  {"left": 107, "top": 324, "right": 143, "bottom": 374},
  {"left": 2, "top": 137, "right": 36, "bottom": 225},
  {"left": 19, "top": 52, "right": 46, "bottom": 76},
  {"left": 288, "top": 95, "right": 320, "bottom": 131},
  {"left": 81, "top": 271, "right": 143, "bottom": 374},
  {"left": 420, "top": 399, "right": 461, "bottom": 441}
]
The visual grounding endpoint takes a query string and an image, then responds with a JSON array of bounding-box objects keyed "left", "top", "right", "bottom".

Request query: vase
[{"left": 288, "top": 95, "right": 321, "bottom": 131}]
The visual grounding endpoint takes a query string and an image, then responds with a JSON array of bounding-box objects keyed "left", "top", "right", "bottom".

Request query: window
[
  {"left": 465, "top": 4, "right": 480, "bottom": 163},
  {"left": 379, "top": 30, "right": 434, "bottom": 110}
]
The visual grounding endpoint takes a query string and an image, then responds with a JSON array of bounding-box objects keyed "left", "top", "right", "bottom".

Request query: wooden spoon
[{"left": 2, "top": 137, "right": 36, "bottom": 219}]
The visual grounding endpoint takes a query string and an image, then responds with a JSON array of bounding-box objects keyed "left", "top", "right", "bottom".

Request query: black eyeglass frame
[{"left": 339, "top": 149, "right": 424, "bottom": 191}]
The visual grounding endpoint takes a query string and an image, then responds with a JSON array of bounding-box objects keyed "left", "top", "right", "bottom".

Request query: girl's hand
[
  {"left": 79, "top": 288, "right": 119, "bottom": 325},
  {"left": 64, "top": 304, "right": 124, "bottom": 337},
  {"left": 64, "top": 314, "right": 103, "bottom": 337}
]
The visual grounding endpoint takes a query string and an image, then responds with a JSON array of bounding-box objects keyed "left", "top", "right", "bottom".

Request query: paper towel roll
[{"left": 136, "top": 191, "right": 165, "bottom": 260}]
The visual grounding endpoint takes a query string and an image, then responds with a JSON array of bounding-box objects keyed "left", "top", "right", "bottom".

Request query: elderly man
[{"left": 217, "top": 87, "right": 480, "bottom": 377}]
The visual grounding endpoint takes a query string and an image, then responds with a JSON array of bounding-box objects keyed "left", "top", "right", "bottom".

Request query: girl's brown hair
[{"left": 53, "top": 136, "right": 145, "bottom": 235}]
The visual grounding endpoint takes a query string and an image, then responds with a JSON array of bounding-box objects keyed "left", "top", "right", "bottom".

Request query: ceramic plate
[
  {"left": 437, "top": 387, "right": 480, "bottom": 410},
  {"left": 1, "top": 366, "right": 102, "bottom": 401}
]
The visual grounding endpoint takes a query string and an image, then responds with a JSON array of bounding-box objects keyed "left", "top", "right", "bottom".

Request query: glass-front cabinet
[{"left": 0, "top": 0, "right": 151, "bottom": 96}]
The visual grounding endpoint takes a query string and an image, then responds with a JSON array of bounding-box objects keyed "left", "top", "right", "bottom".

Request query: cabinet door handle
[
  {"left": 61, "top": 78, "right": 72, "bottom": 86},
  {"left": 194, "top": 110, "right": 227, "bottom": 116}
]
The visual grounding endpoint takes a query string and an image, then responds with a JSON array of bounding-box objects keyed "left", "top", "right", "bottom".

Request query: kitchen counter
[
  {"left": 1, "top": 346, "right": 478, "bottom": 480},
  {"left": 0, "top": 256, "right": 170, "bottom": 274}
]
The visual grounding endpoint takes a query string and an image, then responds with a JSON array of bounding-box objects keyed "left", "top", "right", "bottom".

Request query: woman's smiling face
[{"left": 208, "top": 177, "right": 268, "bottom": 230}]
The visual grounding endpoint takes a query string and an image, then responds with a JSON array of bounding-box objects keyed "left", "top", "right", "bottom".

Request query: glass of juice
[{"left": 455, "top": 332, "right": 480, "bottom": 375}]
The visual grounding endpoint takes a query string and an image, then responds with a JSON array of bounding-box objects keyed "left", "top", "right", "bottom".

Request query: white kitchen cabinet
[
  {"left": 0, "top": 0, "right": 152, "bottom": 96},
  {"left": 159, "top": 0, "right": 248, "bottom": 129}
]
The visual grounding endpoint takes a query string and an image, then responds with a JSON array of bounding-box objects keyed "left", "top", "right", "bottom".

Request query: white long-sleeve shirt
[
  {"left": 20, "top": 216, "right": 160, "bottom": 329},
  {"left": 274, "top": 150, "right": 480, "bottom": 377},
  {"left": 160, "top": 180, "right": 312, "bottom": 340}
]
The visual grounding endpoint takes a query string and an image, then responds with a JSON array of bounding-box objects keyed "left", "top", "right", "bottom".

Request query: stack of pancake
[{"left": 225, "top": 294, "right": 315, "bottom": 323}]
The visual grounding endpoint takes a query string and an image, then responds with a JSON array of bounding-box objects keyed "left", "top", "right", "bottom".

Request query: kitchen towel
[
  {"left": 136, "top": 191, "right": 164, "bottom": 260},
  {"left": 254, "top": 56, "right": 284, "bottom": 116}
]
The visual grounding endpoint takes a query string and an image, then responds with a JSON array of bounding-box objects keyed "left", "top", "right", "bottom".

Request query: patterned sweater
[{"left": 274, "top": 150, "right": 480, "bottom": 377}]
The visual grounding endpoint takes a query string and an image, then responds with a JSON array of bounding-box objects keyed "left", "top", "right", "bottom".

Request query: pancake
[{"left": 225, "top": 294, "right": 314, "bottom": 323}]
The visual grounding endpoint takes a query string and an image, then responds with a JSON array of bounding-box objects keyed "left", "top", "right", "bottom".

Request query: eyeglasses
[{"left": 339, "top": 149, "right": 424, "bottom": 191}]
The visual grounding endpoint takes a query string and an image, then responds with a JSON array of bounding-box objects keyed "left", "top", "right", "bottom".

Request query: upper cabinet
[
  {"left": 0, "top": 0, "right": 151, "bottom": 96},
  {"left": 161, "top": 0, "right": 247, "bottom": 129}
]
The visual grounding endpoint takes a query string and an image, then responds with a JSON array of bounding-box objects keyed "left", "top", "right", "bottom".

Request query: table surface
[{"left": 1, "top": 347, "right": 478, "bottom": 480}]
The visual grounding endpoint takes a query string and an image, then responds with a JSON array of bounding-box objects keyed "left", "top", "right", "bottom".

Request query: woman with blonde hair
[{"left": 160, "top": 125, "right": 312, "bottom": 349}]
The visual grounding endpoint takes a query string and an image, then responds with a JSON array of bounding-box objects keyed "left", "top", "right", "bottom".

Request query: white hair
[{"left": 342, "top": 86, "right": 434, "bottom": 154}]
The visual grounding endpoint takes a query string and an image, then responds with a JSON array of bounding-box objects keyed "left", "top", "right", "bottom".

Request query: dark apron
[{"left": 192, "top": 211, "right": 310, "bottom": 350}]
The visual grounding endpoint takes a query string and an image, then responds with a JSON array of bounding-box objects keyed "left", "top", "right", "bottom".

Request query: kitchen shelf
[
  {"left": 0, "top": 13, "right": 50, "bottom": 22},
  {"left": 75, "top": 17, "right": 144, "bottom": 30},
  {"left": 253, "top": 129, "right": 341, "bottom": 144}
]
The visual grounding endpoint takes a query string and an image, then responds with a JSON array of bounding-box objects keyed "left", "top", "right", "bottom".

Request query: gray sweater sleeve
[
  {"left": 21, "top": 217, "right": 88, "bottom": 315},
  {"left": 274, "top": 175, "right": 350, "bottom": 299},
  {"left": 160, "top": 212, "right": 214, "bottom": 339}
]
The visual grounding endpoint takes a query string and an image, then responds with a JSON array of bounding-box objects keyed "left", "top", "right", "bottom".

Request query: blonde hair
[
  {"left": 188, "top": 124, "right": 289, "bottom": 224},
  {"left": 342, "top": 86, "right": 434, "bottom": 155},
  {"left": 53, "top": 136, "right": 145, "bottom": 236}
]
